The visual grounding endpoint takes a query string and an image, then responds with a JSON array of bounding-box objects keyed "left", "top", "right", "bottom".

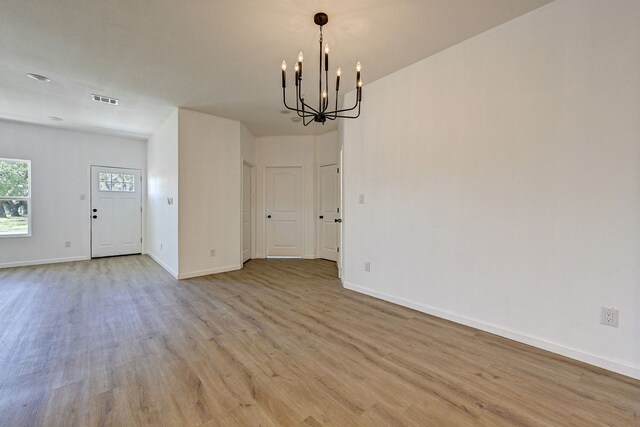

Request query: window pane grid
[
  {"left": 99, "top": 173, "right": 135, "bottom": 192},
  {"left": 0, "top": 158, "right": 31, "bottom": 236}
]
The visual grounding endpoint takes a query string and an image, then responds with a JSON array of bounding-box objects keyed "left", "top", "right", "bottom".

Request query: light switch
[{"left": 358, "top": 194, "right": 365, "bottom": 204}]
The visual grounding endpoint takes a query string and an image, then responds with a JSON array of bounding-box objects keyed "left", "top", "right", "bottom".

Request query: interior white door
[
  {"left": 242, "top": 163, "right": 252, "bottom": 263},
  {"left": 319, "top": 164, "right": 340, "bottom": 261},
  {"left": 91, "top": 166, "right": 142, "bottom": 258},
  {"left": 265, "top": 166, "right": 303, "bottom": 257}
]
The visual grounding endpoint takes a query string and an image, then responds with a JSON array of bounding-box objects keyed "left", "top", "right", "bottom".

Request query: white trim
[
  {"left": 0, "top": 256, "right": 89, "bottom": 269},
  {"left": 145, "top": 251, "right": 178, "bottom": 278},
  {"left": 266, "top": 256, "right": 302, "bottom": 259},
  {"left": 178, "top": 264, "right": 242, "bottom": 279},
  {"left": 342, "top": 281, "right": 640, "bottom": 380}
]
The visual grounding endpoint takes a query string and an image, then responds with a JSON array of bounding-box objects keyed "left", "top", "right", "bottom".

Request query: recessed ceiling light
[
  {"left": 26, "top": 73, "right": 51, "bottom": 82},
  {"left": 48, "top": 116, "right": 63, "bottom": 121},
  {"left": 280, "top": 109, "right": 291, "bottom": 114},
  {"left": 291, "top": 117, "right": 302, "bottom": 123}
]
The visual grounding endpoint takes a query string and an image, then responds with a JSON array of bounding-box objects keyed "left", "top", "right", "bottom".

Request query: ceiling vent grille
[{"left": 91, "top": 94, "right": 119, "bottom": 105}]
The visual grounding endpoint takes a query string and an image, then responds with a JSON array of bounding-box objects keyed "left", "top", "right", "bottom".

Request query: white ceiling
[{"left": 0, "top": 0, "right": 552, "bottom": 138}]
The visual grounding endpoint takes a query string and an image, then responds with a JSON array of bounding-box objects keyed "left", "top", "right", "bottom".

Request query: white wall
[
  {"left": 0, "top": 120, "right": 146, "bottom": 268},
  {"left": 146, "top": 109, "right": 179, "bottom": 276},
  {"left": 240, "top": 123, "right": 256, "bottom": 165},
  {"left": 342, "top": 0, "right": 640, "bottom": 379},
  {"left": 177, "top": 109, "right": 242, "bottom": 278}
]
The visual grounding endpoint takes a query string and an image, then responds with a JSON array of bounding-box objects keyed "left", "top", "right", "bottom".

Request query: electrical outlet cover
[{"left": 600, "top": 307, "right": 619, "bottom": 327}]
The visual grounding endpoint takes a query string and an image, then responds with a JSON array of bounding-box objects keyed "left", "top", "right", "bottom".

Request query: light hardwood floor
[{"left": 0, "top": 256, "right": 638, "bottom": 426}]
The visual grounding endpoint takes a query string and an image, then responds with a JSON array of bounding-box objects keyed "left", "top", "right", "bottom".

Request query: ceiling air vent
[{"left": 91, "top": 94, "right": 119, "bottom": 105}]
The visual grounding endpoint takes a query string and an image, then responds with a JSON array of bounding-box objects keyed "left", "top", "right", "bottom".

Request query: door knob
[
  {"left": 92, "top": 209, "right": 97, "bottom": 212},
  {"left": 335, "top": 218, "right": 342, "bottom": 223},
  {"left": 92, "top": 215, "right": 98, "bottom": 219},
  {"left": 267, "top": 215, "right": 272, "bottom": 218},
  {"left": 319, "top": 215, "right": 324, "bottom": 219}
]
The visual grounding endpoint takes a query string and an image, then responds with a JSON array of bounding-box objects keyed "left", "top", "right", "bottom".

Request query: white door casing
[
  {"left": 265, "top": 166, "right": 303, "bottom": 257},
  {"left": 91, "top": 166, "right": 142, "bottom": 258},
  {"left": 319, "top": 164, "right": 340, "bottom": 261},
  {"left": 242, "top": 163, "right": 252, "bottom": 263}
]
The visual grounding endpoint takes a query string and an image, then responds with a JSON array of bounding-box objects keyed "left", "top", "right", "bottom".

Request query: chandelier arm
[
  {"left": 282, "top": 89, "right": 311, "bottom": 117},
  {"left": 283, "top": 88, "right": 315, "bottom": 118},
  {"left": 326, "top": 90, "right": 360, "bottom": 115},
  {"left": 323, "top": 68, "right": 330, "bottom": 113},
  {"left": 303, "top": 115, "right": 315, "bottom": 126},
  {"left": 283, "top": 88, "right": 301, "bottom": 114},
  {"left": 296, "top": 81, "right": 320, "bottom": 115},
  {"left": 334, "top": 101, "right": 361, "bottom": 119}
]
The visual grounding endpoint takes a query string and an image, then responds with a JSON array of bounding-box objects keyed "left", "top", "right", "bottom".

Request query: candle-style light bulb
[
  {"left": 323, "top": 90, "right": 327, "bottom": 98},
  {"left": 324, "top": 44, "right": 329, "bottom": 71},
  {"left": 356, "top": 61, "right": 361, "bottom": 72},
  {"left": 337, "top": 67, "right": 342, "bottom": 77},
  {"left": 281, "top": 60, "right": 287, "bottom": 88},
  {"left": 358, "top": 80, "right": 363, "bottom": 87},
  {"left": 298, "top": 51, "right": 304, "bottom": 62},
  {"left": 294, "top": 63, "right": 299, "bottom": 72}
]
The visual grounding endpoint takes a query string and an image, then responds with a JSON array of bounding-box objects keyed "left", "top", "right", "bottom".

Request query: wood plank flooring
[{"left": 0, "top": 256, "right": 638, "bottom": 426}]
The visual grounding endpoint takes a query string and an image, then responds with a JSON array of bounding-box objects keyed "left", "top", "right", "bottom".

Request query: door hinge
[
  {"left": 140, "top": 238, "right": 142, "bottom": 243},
  {"left": 337, "top": 167, "right": 340, "bottom": 173},
  {"left": 337, "top": 247, "right": 340, "bottom": 253},
  {"left": 337, "top": 207, "right": 340, "bottom": 213}
]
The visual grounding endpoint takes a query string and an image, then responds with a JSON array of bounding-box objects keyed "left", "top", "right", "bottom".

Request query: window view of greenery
[
  {"left": 0, "top": 159, "right": 30, "bottom": 236},
  {"left": 99, "top": 173, "right": 135, "bottom": 192}
]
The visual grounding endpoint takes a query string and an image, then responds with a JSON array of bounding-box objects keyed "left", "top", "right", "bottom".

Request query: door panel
[
  {"left": 320, "top": 164, "right": 340, "bottom": 261},
  {"left": 266, "top": 167, "right": 303, "bottom": 257},
  {"left": 242, "top": 164, "right": 252, "bottom": 262},
  {"left": 91, "top": 166, "right": 142, "bottom": 258}
]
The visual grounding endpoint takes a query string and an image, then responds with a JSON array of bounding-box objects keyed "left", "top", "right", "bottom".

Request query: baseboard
[
  {"left": 145, "top": 251, "right": 178, "bottom": 278},
  {"left": 342, "top": 281, "right": 640, "bottom": 380},
  {"left": 178, "top": 264, "right": 242, "bottom": 279},
  {"left": 0, "top": 256, "right": 90, "bottom": 269}
]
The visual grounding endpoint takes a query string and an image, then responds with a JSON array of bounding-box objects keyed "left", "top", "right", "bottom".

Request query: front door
[
  {"left": 265, "top": 166, "right": 303, "bottom": 257},
  {"left": 91, "top": 166, "right": 142, "bottom": 258},
  {"left": 319, "top": 164, "right": 340, "bottom": 261}
]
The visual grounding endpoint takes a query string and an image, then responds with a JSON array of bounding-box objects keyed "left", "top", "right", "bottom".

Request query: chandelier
[{"left": 281, "top": 12, "right": 363, "bottom": 126}]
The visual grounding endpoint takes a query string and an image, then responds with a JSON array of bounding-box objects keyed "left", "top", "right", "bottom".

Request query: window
[
  {"left": 0, "top": 158, "right": 31, "bottom": 236},
  {"left": 99, "top": 173, "right": 135, "bottom": 192}
]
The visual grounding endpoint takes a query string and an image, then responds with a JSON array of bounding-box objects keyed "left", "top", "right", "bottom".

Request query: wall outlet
[
  {"left": 210, "top": 249, "right": 216, "bottom": 257},
  {"left": 358, "top": 194, "right": 365, "bottom": 204},
  {"left": 65, "top": 241, "right": 71, "bottom": 248},
  {"left": 364, "top": 261, "right": 371, "bottom": 272},
  {"left": 600, "top": 307, "right": 619, "bottom": 328}
]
